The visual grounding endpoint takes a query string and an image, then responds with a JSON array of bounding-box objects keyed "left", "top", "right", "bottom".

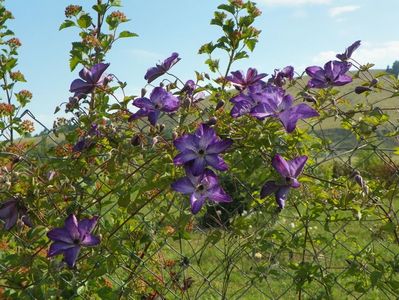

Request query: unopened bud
[
  {"left": 301, "top": 92, "right": 316, "bottom": 103},
  {"left": 159, "top": 124, "right": 165, "bottom": 132},
  {"left": 370, "top": 78, "right": 379, "bottom": 87},
  {"left": 355, "top": 86, "right": 372, "bottom": 94},
  {"left": 215, "top": 100, "right": 225, "bottom": 110},
  {"left": 206, "top": 117, "right": 217, "bottom": 126},
  {"left": 131, "top": 135, "right": 141, "bottom": 146},
  {"left": 141, "top": 88, "right": 147, "bottom": 97},
  {"left": 152, "top": 136, "right": 159, "bottom": 147}
]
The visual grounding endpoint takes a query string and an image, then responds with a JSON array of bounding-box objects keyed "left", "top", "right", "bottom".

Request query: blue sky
[{"left": 4, "top": 0, "right": 399, "bottom": 130}]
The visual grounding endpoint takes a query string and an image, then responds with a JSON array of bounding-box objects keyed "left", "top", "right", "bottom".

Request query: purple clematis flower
[
  {"left": 270, "top": 66, "right": 294, "bottom": 87},
  {"left": 171, "top": 169, "right": 231, "bottom": 214},
  {"left": 173, "top": 124, "right": 233, "bottom": 176},
  {"left": 129, "top": 87, "right": 180, "bottom": 126},
  {"left": 260, "top": 154, "right": 307, "bottom": 209},
  {"left": 336, "top": 40, "right": 361, "bottom": 61},
  {"left": 70, "top": 63, "right": 110, "bottom": 96},
  {"left": 242, "top": 85, "right": 319, "bottom": 133},
  {"left": 0, "top": 197, "right": 32, "bottom": 230},
  {"left": 306, "top": 60, "right": 352, "bottom": 89},
  {"left": 226, "top": 68, "right": 267, "bottom": 91},
  {"left": 47, "top": 214, "right": 100, "bottom": 268},
  {"left": 144, "top": 52, "right": 181, "bottom": 83}
]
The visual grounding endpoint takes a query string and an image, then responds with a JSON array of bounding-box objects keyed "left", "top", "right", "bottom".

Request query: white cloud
[
  {"left": 329, "top": 5, "right": 360, "bottom": 17},
  {"left": 259, "top": 0, "right": 331, "bottom": 6},
  {"left": 312, "top": 41, "right": 399, "bottom": 69}
]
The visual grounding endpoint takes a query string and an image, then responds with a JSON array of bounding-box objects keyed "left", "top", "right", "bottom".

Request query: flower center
[
  {"left": 154, "top": 103, "right": 160, "bottom": 109},
  {"left": 198, "top": 149, "right": 205, "bottom": 156},
  {"left": 73, "top": 239, "right": 80, "bottom": 245},
  {"left": 197, "top": 184, "right": 205, "bottom": 192}
]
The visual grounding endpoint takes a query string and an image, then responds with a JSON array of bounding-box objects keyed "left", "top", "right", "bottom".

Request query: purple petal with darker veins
[
  {"left": 174, "top": 135, "right": 197, "bottom": 152},
  {"left": 173, "top": 150, "right": 198, "bottom": 165},
  {"left": 133, "top": 97, "right": 154, "bottom": 110},
  {"left": 279, "top": 103, "right": 319, "bottom": 133},
  {"left": 305, "top": 66, "right": 324, "bottom": 79},
  {"left": 128, "top": 109, "right": 149, "bottom": 122},
  {"left": 162, "top": 94, "right": 180, "bottom": 112},
  {"left": 148, "top": 110, "right": 161, "bottom": 126},
  {"left": 163, "top": 52, "right": 180, "bottom": 69},
  {"left": 307, "top": 78, "right": 328, "bottom": 89},
  {"left": 191, "top": 157, "right": 206, "bottom": 176},
  {"left": 288, "top": 155, "right": 308, "bottom": 178},
  {"left": 275, "top": 186, "right": 290, "bottom": 209},
  {"left": 171, "top": 177, "right": 195, "bottom": 194},
  {"left": 79, "top": 67, "right": 92, "bottom": 82},
  {"left": 202, "top": 169, "right": 219, "bottom": 188},
  {"left": 190, "top": 193, "right": 206, "bottom": 214},
  {"left": 260, "top": 181, "right": 279, "bottom": 198},
  {"left": 231, "top": 100, "right": 253, "bottom": 118},
  {"left": 90, "top": 63, "right": 109, "bottom": 83},
  {"left": 206, "top": 139, "right": 232, "bottom": 154},
  {"left": 196, "top": 125, "right": 217, "bottom": 149},
  {"left": 81, "top": 234, "right": 100, "bottom": 246},
  {"left": 48, "top": 242, "right": 74, "bottom": 257},
  {"left": 64, "top": 246, "right": 81, "bottom": 267},
  {"left": 205, "top": 154, "right": 228, "bottom": 172},
  {"left": 70, "top": 79, "right": 94, "bottom": 94},
  {"left": 47, "top": 228, "right": 73, "bottom": 243},
  {"left": 272, "top": 154, "right": 291, "bottom": 177},
  {"left": 250, "top": 103, "right": 276, "bottom": 120},
  {"left": 65, "top": 214, "right": 80, "bottom": 241},
  {"left": 78, "top": 216, "right": 98, "bottom": 235},
  {"left": 334, "top": 74, "right": 352, "bottom": 86},
  {"left": 144, "top": 66, "right": 163, "bottom": 83},
  {"left": 208, "top": 187, "right": 232, "bottom": 203}
]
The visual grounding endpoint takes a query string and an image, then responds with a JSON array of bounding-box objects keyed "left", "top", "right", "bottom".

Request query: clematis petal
[
  {"left": 161, "top": 94, "right": 180, "bottom": 112},
  {"left": 231, "top": 100, "right": 253, "bottom": 118},
  {"left": 260, "top": 181, "right": 279, "bottom": 198},
  {"left": 250, "top": 103, "right": 275, "bottom": 120},
  {"left": 305, "top": 66, "right": 324, "bottom": 79},
  {"left": 144, "top": 66, "right": 164, "bottom": 83},
  {"left": 133, "top": 97, "right": 155, "bottom": 110},
  {"left": 207, "top": 187, "right": 232, "bottom": 203},
  {"left": 90, "top": 63, "right": 109, "bottom": 83},
  {"left": 173, "top": 150, "right": 198, "bottom": 165},
  {"left": 290, "top": 178, "right": 301, "bottom": 188},
  {"left": 196, "top": 124, "right": 217, "bottom": 149},
  {"left": 148, "top": 110, "right": 161, "bottom": 126},
  {"left": 4, "top": 207, "right": 18, "bottom": 230},
  {"left": 190, "top": 157, "right": 206, "bottom": 176},
  {"left": 21, "top": 215, "right": 33, "bottom": 227},
  {"left": 47, "top": 228, "right": 73, "bottom": 243},
  {"left": 279, "top": 103, "right": 319, "bottom": 133},
  {"left": 81, "top": 234, "right": 100, "bottom": 246},
  {"left": 275, "top": 186, "right": 290, "bottom": 209},
  {"left": 174, "top": 135, "right": 197, "bottom": 152},
  {"left": 272, "top": 154, "right": 291, "bottom": 177},
  {"left": 190, "top": 193, "right": 206, "bottom": 215},
  {"left": 288, "top": 155, "right": 308, "bottom": 178},
  {"left": 64, "top": 246, "right": 81, "bottom": 267},
  {"left": 171, "top": 177, "right": 195, "bottom": 194},
  {"left": 65, "top": 214, "right": 80, "bottom": 241},
  {"left": 48, "top": 242, "right": 74, "bottom": 257},
  {"left": 0, "top": 199, "right": 16, "bottom": 219},
  {"left": 128, "top": 109, "right": 149, "bottom": 122},
  {"left": 206, "top": 140, "right": 233, "bottom": 154},
  {"left": 78, "top": 216, "right": 99, "bottom": 236},
  {"left": 70, "top": 79, "right": 94, "bottom": 94},
  {"left": 334, "top": 74, "right": 352, "bottom": 86},
  {"left": 205, "top": 154, "right": 229, "bottom": 172}
]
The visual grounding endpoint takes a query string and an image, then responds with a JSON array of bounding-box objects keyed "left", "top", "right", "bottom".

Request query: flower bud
[
  {"left": 354, "top": 174, "right": 364, "bottom": 188},
  {"left": 355, "top": 86, "right": 372, "bottom": 94},
  {"left": 131, "top": 135, "right": 141, "bottom": 146},
  {"left": 206, "top": 117, "right": 217, "bottom": 126},
  {"left": 215, "top": 100, "right": 225, "bottom": 111},
  {"left": 370, "top": 78, "right": 379, "bottom": 87},
  {"left": 141, "top": 88, "right": 147, "bottom": 97}
]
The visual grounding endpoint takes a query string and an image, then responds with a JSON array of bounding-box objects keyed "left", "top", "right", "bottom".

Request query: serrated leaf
[
  {"left": 59, "top": 20, "right": 76, "bottom": 31},
  {"left": 245, "top": 38, "right": 257, "bottom": 51},
  {"left": 118, "top": 31, "right": 138, "bottom": 38},
  {"left": 217, "top": 4, "right": 235, "bottom": 14}
]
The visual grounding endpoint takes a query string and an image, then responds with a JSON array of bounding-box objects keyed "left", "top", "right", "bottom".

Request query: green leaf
[
  {"left": 118, "top": 31, "right": 138, "bottom": 38},
  {"left": 59, "top": 20, "right": 76, "bottom": 31},
  {"left": 77, "top": 14, "right": 92, "bottom": 29},
  {"left": 245, "top": 38, "right": 257, "bottom": 51},
  {"left": 217, "top": 4, "right": 235, "bottom": 15}
]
